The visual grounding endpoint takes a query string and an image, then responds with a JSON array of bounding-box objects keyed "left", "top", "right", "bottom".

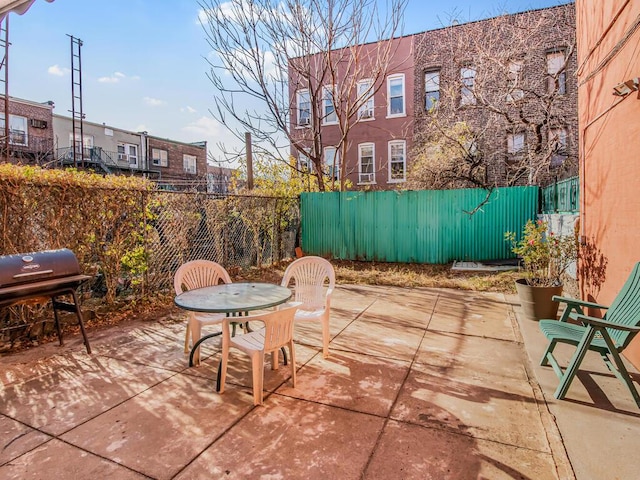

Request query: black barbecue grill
[{"left": 0, "top": 249, "right": 91, "bottom": 353}]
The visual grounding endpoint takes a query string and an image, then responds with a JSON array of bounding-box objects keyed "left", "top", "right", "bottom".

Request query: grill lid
[{"left": 0, "top": 248, "right": 82, "bottom": 289}]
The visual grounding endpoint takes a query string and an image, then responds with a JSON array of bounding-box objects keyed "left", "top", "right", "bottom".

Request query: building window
[
  {"left": 507, "top": 132, "right": 526, "bottom": 157},
  {"left": 387, "top": 74, "right": 405, "bottom": 117},
  {"left": 68, "top": 133, "right": 94, "bottom": 158},
  {"left": 424, "top": 70, "right": 440, "bottom": 111},
  {"left": 388, "top": 140, "right": 406, "bottom": 183},
  {"left": 550, "top": 128, "right": 568, "bottom": 167},
  {"left": 0, "top": 114, "right": 28, "bottom": 145},
  {"left": 297, "top": 89, "right": 310, "bottom": 126},
  {"left": 152, "top": 148, "right": 168, "bottom": 167},
  {"left": 357, "top": 79, "right": 374, "bottom": 120},
  {"left": 117, "top": 143, "right": 138, "bottom": 166},
  {"left": 183, "top": 154, "right": 197, "bottom": 174},
  {"left": 322, "top": 85, "right": 337, "bottom": 125},
  {"left": 358, "top": 143, "right": 375, "bottom": 184},
  {"left": 298, "top": 150, "right": 311, "bottom": 171},
  {"left": 547, "top": 51, "right": 566, "bottom": 94},
  {"left": 506, "top": 60, "right": 524, "bottom": 102},
  {"left": 324, "top": 146, "right": 339, "bottom": 182},
  {"left": 460, "top": 66, "right": 476, "bottom": 106}
]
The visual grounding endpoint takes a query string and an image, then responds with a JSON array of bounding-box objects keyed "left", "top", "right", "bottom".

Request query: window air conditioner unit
[
  {"left": 360, "top": 110, "right": 373, "bottom": 119},
  {"left": 299, "top": 117, "right": 310, "bottom": 126},
  {"left": 118, "top": 153, "right": 128, "bottom": 162},
  {"left": 29, "top": 119, "right": 47, "bottom": 129},
  {"left": 359, "top": 173, "right": 374, "bottom": 183}
]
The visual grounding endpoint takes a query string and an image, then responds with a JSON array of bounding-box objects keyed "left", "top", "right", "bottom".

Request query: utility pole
[
  {"left": 1, "top": 17, "right": 9, "bottom": 164},
  {"left": 68, "top": 34, "right": 84, "bottom": 169},
  {"left": 245, "top": 131, "right": 253, "bottom": 190}
]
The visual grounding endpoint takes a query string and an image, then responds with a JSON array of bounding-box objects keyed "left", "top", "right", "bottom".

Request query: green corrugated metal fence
[{"left": 300, "top": 186, "right": 539, "bottom": 264}]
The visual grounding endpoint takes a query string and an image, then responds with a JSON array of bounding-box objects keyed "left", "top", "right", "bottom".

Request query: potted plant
[{"left": 505, "top": 219, "right": 578, "bottom": 321}]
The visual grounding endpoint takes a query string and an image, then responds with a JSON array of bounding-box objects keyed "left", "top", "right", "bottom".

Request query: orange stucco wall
[{"left": 576, "top": 0, "right": 640, "bottom": 367}]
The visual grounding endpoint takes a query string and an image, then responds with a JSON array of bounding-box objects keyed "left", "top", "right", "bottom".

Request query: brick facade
[
  {"left": 0, "top": 96, "right": 54, "bottom": 165},
  {"left": 412, "top": 3, "right": 578, "bottom": 187},
  {"left": 291, "top": 3, "right": 577, "bottom": 190},
  {"left": 147, "top": 136, "right": 208, "bottom": 190}
]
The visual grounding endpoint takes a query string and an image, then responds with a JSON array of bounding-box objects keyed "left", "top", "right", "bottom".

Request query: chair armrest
[
  {"left": 573, "top": 313, "right": 640, "bottom": 332},
  {"left": 552, "top": 295, "right": 609, "bottom": 310}
]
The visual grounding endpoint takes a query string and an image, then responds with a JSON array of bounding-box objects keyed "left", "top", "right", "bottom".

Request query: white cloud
[
  {"left": 181, "top": 106, "right": 197, "bottom": 114},
  {"left": 48, "top": 64, "right": 70, "bottom": 76},
  {"left": 98, "top": 76, "right": 119, "bottom": 83},
  {"left": 143, "top": 96, "right": 167, "bottom": 107},
  {"left": 183, "top": 116, "right": 223, "bottom": 138},
  {"left": 98, "top": 71, "right": 138, "bottom": 83}
]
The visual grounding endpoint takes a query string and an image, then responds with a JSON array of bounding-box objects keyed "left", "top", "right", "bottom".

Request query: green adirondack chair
[{"left": 539, "top": 262, "right": 640, "bottom": 407}]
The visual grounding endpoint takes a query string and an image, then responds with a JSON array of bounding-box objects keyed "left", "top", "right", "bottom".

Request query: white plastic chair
[
  {"left": 173, "top": 260, "right": 232, "bottom": 365},
  {"left": 281, "top": 256, "right": 335, "bottom": 358},
  {"left": 219, "top": 302, "right": 301, "bottom": 405}
]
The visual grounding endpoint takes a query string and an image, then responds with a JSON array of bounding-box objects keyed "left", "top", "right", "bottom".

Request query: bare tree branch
[{"left": 199, "top": 0, "right": 408, "bottom": 191}]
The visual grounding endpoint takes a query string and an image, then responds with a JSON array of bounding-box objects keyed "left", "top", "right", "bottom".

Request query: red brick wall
[
  {"left": 0, "top": 97, "right": 54, "bottom": 164},
  {"left": 147, "top": 136, "right": 207, "bottom": 189},
  {"left": 289, "top": 35, "right": 414, "bottom": 190},
  {"left": 412, "top": 4, "right": 578, "bottom": 187}
]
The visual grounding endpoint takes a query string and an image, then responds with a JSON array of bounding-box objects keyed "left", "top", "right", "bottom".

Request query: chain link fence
[
  {"left": 0, "top": 187, "right": 300, "bottom": 350},
  {"left": 143, "top": 191, "right": 300, "bottom": 293}
]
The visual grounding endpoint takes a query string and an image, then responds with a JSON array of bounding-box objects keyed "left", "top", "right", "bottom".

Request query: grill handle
[{"left": 13, "top": 270, "right": 54, "bottom": 279}]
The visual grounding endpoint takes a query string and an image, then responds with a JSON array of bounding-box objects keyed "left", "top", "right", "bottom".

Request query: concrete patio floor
[{"left": 1, "top": 284, "right": 639, "bottom": 479}]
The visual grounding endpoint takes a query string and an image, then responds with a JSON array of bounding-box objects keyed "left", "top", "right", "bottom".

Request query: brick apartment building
[
  {"left": 147, "top": 136, "right": 208, "bottom": 190},
  {"left": 0, "top": 96, "right": 54, "bottom": 165},
  {"left": 290, "top": 3, "right": 577, "bottom": 190}
]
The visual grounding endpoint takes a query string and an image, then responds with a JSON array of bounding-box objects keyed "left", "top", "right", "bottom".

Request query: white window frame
[
  {"left": 507, "top": 132, "right": 526, "bottom": 155},
  {"left": 117, "top": 143, "right": 137, "bottom": 165},
  {"left": 387, "top": 74, "right": 405, "bottom": 118},
  {"left": 323, "top": 146, "right": 339, "bottom": 182},
  {"left": 506, "top": 60, "right": 524, "bottom": 102},
  {"left": 0, "top": 114, "right": 28, "bottom": 146},
  {"left": 69, "top": 132, "right": 94, "bottom": 148},
  {"left": 358, "top": 142, "right": 375, "bottom": 184},
  {"left": 127, "top": 144, "right": 138, "bottom": 166},
  {"left": 388, "top": 140, "right": 406, "bottom": 183},
  {"left": 322, "top": 85, "right": 337, "bottom": 125},
  {"left": 152, "top": 148, "right": 168, "bottom": 167},
  {"left": 424, "top": 70, "right": 440, "bottom": 111},
  {"left": 460, "top": 66, "right": 476, "bottom": 106},
  {"left": 297, "top": 89, "right": 311, "bottom": 127},
  {"left": 547, "top": 50, "right": 566, "bottom": 94},
  {"left": 183, "top": 154, "right": 197, "bottom": 174},
  {"left": 357, "top": 79, "right": 374, "bottom": 120},
  {"left": 298, "top": 150, "right": 312, "bottom": 172},
  {"left": 69, "top": 132, "right": 94, "bottom": 158}
]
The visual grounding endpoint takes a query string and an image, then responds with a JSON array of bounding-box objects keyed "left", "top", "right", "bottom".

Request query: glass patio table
[{"left": 174, "top": 282, "right": 293, "bottom": 388}]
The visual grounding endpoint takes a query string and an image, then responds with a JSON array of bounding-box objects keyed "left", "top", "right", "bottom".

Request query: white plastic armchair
[
  {"left": 219, "top": 302, "right": 301, "bottom": 406},
  {"left": 281, "top": 256, "right": 335, "bottom": 358},
  {"left": 173, "top": 260, "right": 232, "bottom": 365}
]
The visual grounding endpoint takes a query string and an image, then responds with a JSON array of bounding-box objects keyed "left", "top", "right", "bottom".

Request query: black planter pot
[{"left": 515, "top": 278, "right": 563, "bottom": 321}]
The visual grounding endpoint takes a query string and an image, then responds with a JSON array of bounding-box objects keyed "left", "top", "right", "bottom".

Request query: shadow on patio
[{"left": 1, "top": 285, "right": 638, "bottom": 479}]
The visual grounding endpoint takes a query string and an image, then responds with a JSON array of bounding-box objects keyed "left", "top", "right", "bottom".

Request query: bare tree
[
  {"left": 408, "top": 4, "right": 577, "bottom": 191},
  {"left": 199, "top": 0, "right": 407, "bottom": 191}
]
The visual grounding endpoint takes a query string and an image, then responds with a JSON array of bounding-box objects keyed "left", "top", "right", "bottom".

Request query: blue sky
[{"left": 7, "top": 0, "right": 568, "bottom": 164}]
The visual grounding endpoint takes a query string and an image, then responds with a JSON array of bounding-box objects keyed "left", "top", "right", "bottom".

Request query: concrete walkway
[{"left": 0, "top": 285, "right": 637, "bottom": 479}]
